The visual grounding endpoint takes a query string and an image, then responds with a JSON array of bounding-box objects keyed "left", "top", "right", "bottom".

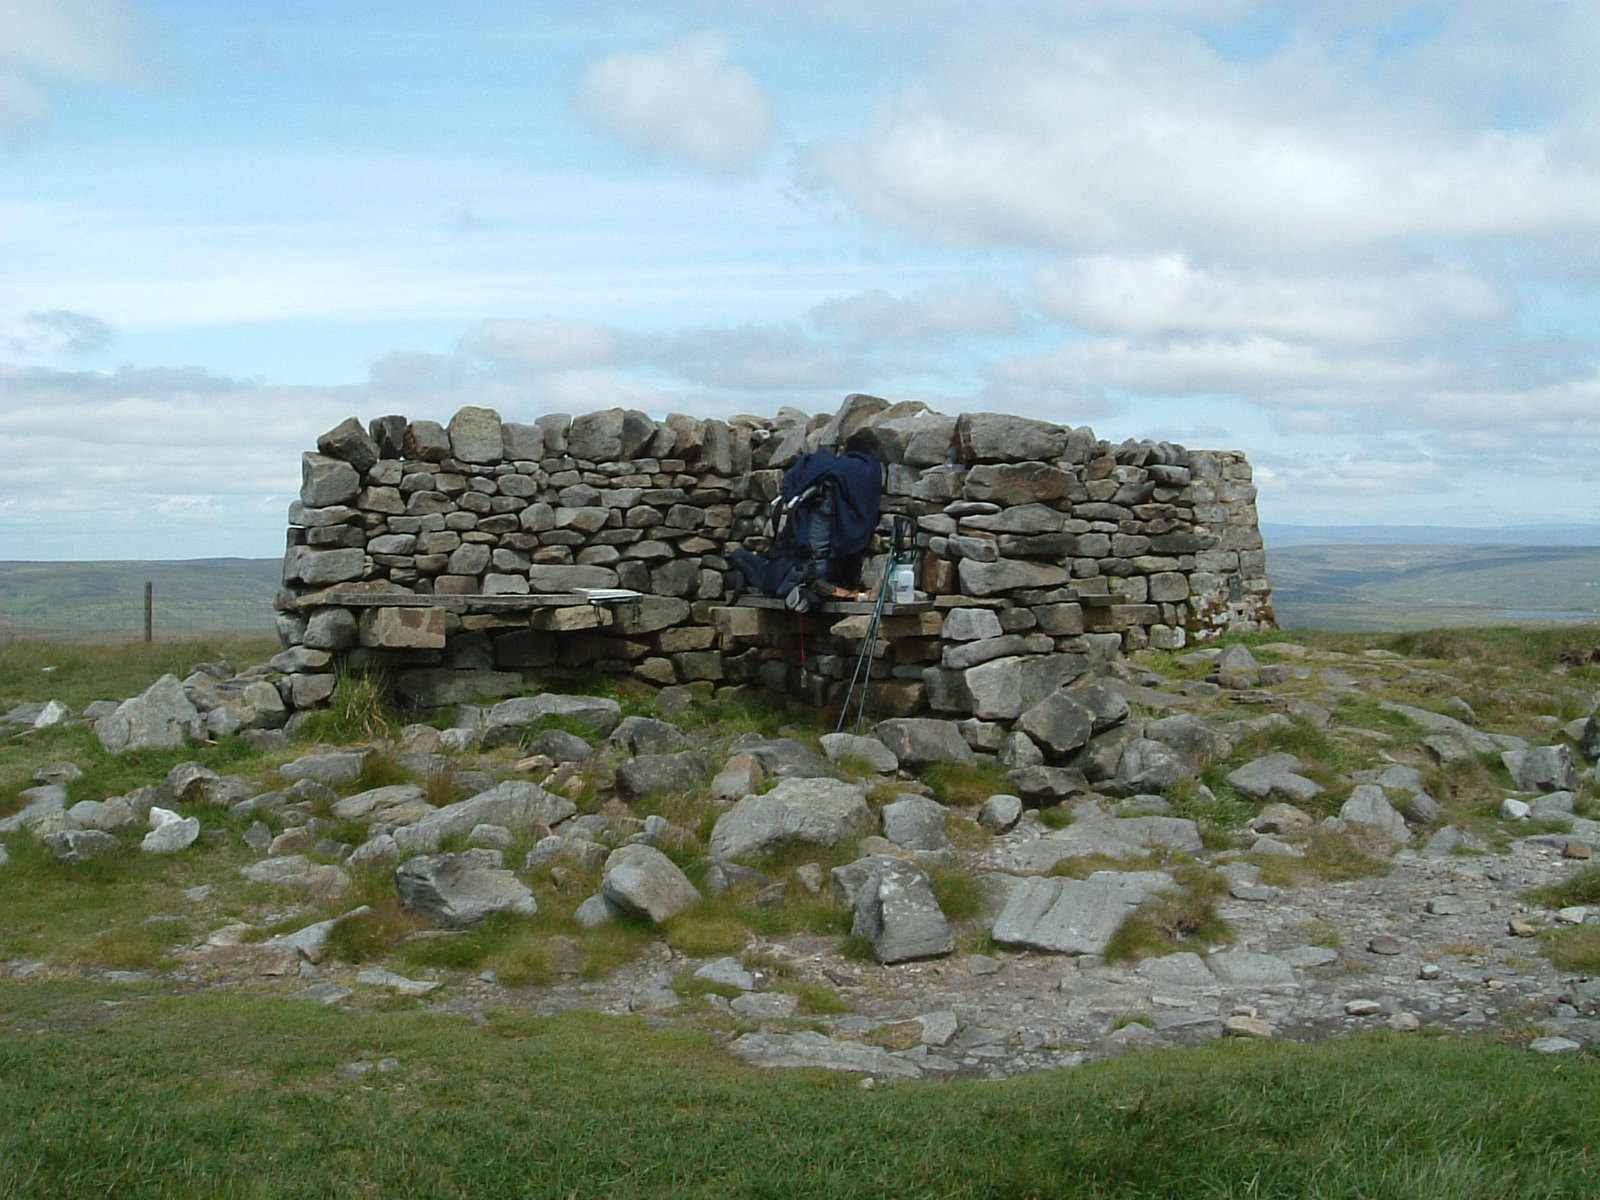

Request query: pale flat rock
[
  {"left": 992, "top": 871, "right": 1176, "bottom": 955},
  {"left": 728, "top": 1031, "right": 923, "bottom": 1078}
]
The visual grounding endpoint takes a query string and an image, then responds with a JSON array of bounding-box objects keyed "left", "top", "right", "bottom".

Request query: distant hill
[
  {"left": 1265, "top": 523, "right": 1600, "bottom": 548},
  {"left": 4, "top": 540, "right": 1597, "bottom": 639},
  {"left": 0, "top": 559, "right": 281, "bottom": 639},
  {"left": 1268, "top": 543, "right": 1600, "bottom": 631}
]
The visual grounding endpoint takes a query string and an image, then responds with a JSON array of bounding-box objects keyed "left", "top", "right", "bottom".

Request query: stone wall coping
[{"left": 293, "top": 591, "right": 639, "bottom": 613}]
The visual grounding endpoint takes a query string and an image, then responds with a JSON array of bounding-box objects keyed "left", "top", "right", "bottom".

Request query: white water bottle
[{"left": 889, "top": 560, "right": 916, "bottom": 603}]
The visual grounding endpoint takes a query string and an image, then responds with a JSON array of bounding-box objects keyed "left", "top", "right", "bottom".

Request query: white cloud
[
  {"left": 460, "top": 317, "right": 632, "bottom": 370},
  {"left": 803, "top": 25, "right": 1600, "bottom": 260},
  {"left": 1, "top": 308, "right": 116, "bottom": 356},
  {"left": 991, "top": 334, "right": 1449, "bottom": 398},
  {"left": 578, "top": 31, "right": 777, "bottom": 174},
  {"left": 809, "top": 283, "right": 1023, "bottom": 342},
  {"left": 0, "top": 0, "right": 150, "bottom": 134},
  {"left": 1034, "top": 255, "right": 1507, "bottom": 345}
]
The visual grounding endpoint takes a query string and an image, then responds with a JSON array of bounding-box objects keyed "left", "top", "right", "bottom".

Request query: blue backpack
[{"left": 731, "top": 448, "right": 883, "bottom": 611}]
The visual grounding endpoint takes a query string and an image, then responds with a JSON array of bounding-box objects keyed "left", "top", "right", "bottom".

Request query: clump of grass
[
  {"left": 1038, "top": 805, "right": 1074, "bottom": 829},
  {"left": 917, "top": 760, "right": 1010, "bottom": 807},
  {"left": 1539, "top": 926, "right": 1600, "bottom": 973},
  {"left": 295, "top": 665, "right": 398, "bottom": 744},
  {"left": 671, "top": 972, "right": 742, "bottom": 1002},
  {"left": 1050, "top": 851, "right": 1168, "bottom": 879},
  {"left": 664, "top": 911, "right": 749, "bottom": 958},
  {"left": 1104, "top": 879, "right": 1233, "bottom": 964},
  {"left": 927, "top": 863, "right": 985, "bottom": 922},
  {"left": 1526, "top": 864, "right": 1600, "bottom": 909},
  {"left": 780, "top": 981, "right": 853, "bottom": 1015},
  {"left": 1251, "top": 830, "right": 1391, "bottom": 888},
  {"left": 1300, "top": 918, "right": 1345, "bottom": 949}
]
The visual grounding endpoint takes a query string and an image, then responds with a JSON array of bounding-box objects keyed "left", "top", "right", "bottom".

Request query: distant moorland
[
  {"left": 0, "top": 559, "right": 281, "bottom": 640},
  {"left": 2, "top": 536, "right": 1596, "bottom": 637}
]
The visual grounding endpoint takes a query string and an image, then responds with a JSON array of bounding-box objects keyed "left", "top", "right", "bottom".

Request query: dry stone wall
[{"left": 273, "top": 395, "right": 1273, "bottom": 727}]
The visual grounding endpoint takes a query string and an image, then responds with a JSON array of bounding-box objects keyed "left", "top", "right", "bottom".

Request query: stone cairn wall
[{"left": 273, "top": 394, "right": 1273, "bottom": 734}]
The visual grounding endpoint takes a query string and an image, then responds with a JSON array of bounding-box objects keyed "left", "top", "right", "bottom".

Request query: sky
[{"left": 2, "top": 0, "right": 1597, "bottom": 561}]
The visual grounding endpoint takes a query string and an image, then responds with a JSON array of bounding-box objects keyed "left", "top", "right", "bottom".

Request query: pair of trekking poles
[{"left": 836, "top": 514, "right": 917, "bottom": 735}]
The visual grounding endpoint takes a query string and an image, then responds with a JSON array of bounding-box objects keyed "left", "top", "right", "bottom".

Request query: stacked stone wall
[{"left": 273, "top": 395, "right": 1273, "bottom": 725}]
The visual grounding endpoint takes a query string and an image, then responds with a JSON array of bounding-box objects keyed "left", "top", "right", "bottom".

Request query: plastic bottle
[{"left": 890, "top": 559, "right": 916, "bottom": 604}]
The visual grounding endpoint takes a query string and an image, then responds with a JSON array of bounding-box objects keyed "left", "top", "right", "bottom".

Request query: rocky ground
[{"left": 5, "top": 634, "right": 1600, "bottom": 1084}]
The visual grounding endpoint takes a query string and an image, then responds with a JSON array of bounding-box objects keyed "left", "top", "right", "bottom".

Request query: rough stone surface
[
  {"left": 95, "top": 675, "right": 203, "bottom": 755},
  {"left": 395, "top": 850, "right": 539, "bottom": 927},
  {"left": 708, "top": 778, "right": 873, "bottom": 861},
  {"left": 850, "top": 857, "right": 955, "bottom": 964},
  {"left": 601, "top": 844, "right": 702, "bottom": 924}
]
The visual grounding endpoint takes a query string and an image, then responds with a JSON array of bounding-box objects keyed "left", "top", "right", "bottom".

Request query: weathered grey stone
[
  {"left": 708, "top": 778, "right": 873, "bottom": 861},
  {"left": 567, "top": 408, "right": 656, "bottom": 462},
  {"left": 448, "top": 406, "right": 504, "bottom": 464},
  {"left": 317, "top": 416, "right": 380, "bottom": 472},
  {"left": 43, "top": 829, "right": 122, "bottom": 863},
  {"left": 965, "top": 654, "right": 1089, "bottom": 721},
  {"left": 1227, "top": 753, "right": 1324, "bottom": 804},
  {"left": 728, "top": 1030, "right": 922, "bottom": 1078},
  {"left": 992, "top": 872, "right": 1176, "bottom": 955},
  {"left": 601, "top": 844, "right": 702, "bottom": 923},
  {"left": 941, "top": 608, "right": 1004, "bottom": 642},
  {"left": 958, "top": 558, "right": 1070, "bottom": 596},
  {"left": 240, "top": 855, "right": 350, "bottom": 900},
  {"left": 820, "top": 732, "right": 899, "bottom": 774},
  {"left": 278, "top": 749, "right": 370, "bottom": 788},
  {"left": 955, "top": 413, "right": 1069, "bottom": 463},
  {"left": 95, "top": 675, "right": 203, "bottom": 755},
  {"left": 481, "top": 693, "right": 624, "bottom": 744},
  {"left": 881, "top": 796, "right": 950, "bottom": 851},
  {"left": 616, "top": 752, "right": 712, "bottom": 800},
  {"left": 1110, "top": 739, "right": 1200, "bottom": 795},
  {"left": 525, "top": 564, "right": 621, "bottom": 592},
  {"left": 300, "top": 452, "right": 360, "bottom": 507},
  {"left": 1340, "top": 784, "right": 1409, "bottom": 841},
  {"left": 396, "top": 850, "right": 538, "bottom": 927},
  {"left": 1503, "top": 746, "right": 1579, "bottom": 793},
  {"left": 872, "top": 718, "right": 974, "bottom": 767},
  {"left": 851, "top": 857, "right": 954, "bottom": 963},
  {"left": 393, "top": 781, "right": 576, "bottom": 855},
  {"left": 1147, "top": 714, "right": 1233, "bottom": 765},
  {"left": 1017, "top": 692, "right": 1095, "bottom": 758},
  {"left": 964, "top": 462, "right": 1073, "bottom": 504},
  {"left": 710, "top": 753, "right": 765, "bottom": 801},
  {"left": 610, "top": 716, "right": 691, "bottom": 756},
  {"left": 1207, "top": 950, "right": 1298, "bottom": 988},
  {"left": 330, "top": 784, "right": 432, "bottom": 825},
  {"left": 728, "top": 736, "right": 830, "bottom": 779},
  {"left": 979, "top": 793, "right": 1024, "bottom": 833},
  {"left": 1137, "top": 952, "right": 1217, "bottom": 988},
  {"left": 524, "top": 728, "right": 593, "bottom": 764}
]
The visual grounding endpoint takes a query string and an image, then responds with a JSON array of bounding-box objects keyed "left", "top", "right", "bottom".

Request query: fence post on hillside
[{"left": 144, "top": 581, "right": 153, "bottom": 643}]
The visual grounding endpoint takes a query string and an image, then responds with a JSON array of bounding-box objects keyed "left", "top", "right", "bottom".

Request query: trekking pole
[{"left": 836, "top": 515, "right": 913, "bottom": 735}]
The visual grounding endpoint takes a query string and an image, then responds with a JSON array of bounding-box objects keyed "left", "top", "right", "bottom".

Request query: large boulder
[
  {"left": 964, "top": 654, "right": 1089, "bottom": 721},
  {"left": 991, "top": 871, "right": 1177, "bottom": 955},
  {"left": 872, "top": 718, "right": 974, "bottom": 768},
  {"left": 615, "top": 752, "right": 712, "bottom": 800},
  {"left": 1503, "top": 746, "right": 1580, "bottom": 794},
  {"left": 95, "top": 675, "right": 203, "bottom": 755},
  {"left": 43, "top": 829, "right": 122, "bottom": 863},
  {"left": 481, "top": 693, "right": 623, "bottom": 746},
  {"left": 393, "top": 781, "right": 576, "bottom": 855},
  {"left": 601, "top": 844, "right": 702, "bottom": 924},
  {"left": 708, "top": 778, "right": 873, "bottom": 861},
  {"left": 881, "top": 795, "right": 951, "bottom": 852},
  {"left": 1226, "top": 753, "right": 1324, "bottom": 805},
  {"left": 849, "top": 857, "right": 954, "bottom": 964},
  {"left": 1016, "top": 692, "right": 1095, "bottom": 758},
  {"left": 396, "top": 850, "right": 538, "bottom": 928}
]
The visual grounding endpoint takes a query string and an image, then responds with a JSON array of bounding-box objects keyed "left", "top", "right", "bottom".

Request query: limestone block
[
  {"left": 284, "top": 546, "right": 365, "bottom": 586},
  {"left": 963, "top": 463, "right": 1074, "bottom": 504},
  {"left": 359, "top": 606, "right": 447, "bottom": 649},
  {"left": 955, "top": 413, "right": 1070, "bottom": 464},
  {"left": 958, "top": 558, "right": 1070, "bottom": 596},
  {"left": 317, "top": 416, "right": 380, "bottom": 472},
  {"left": 448, "top": 406, "right": 504, "bottom": 464},
  {"left": 300, "top": 452, "right": 360, "bottom": 507}
]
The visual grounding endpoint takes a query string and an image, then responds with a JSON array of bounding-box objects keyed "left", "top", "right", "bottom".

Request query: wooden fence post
[{"left": 145, "top": 581, "right": 153, "bottom": 643}]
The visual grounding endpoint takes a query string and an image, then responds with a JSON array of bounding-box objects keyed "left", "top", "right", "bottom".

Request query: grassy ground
[{"left": 1, "top": 978, "right": 1597, "bottom": 1199}]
